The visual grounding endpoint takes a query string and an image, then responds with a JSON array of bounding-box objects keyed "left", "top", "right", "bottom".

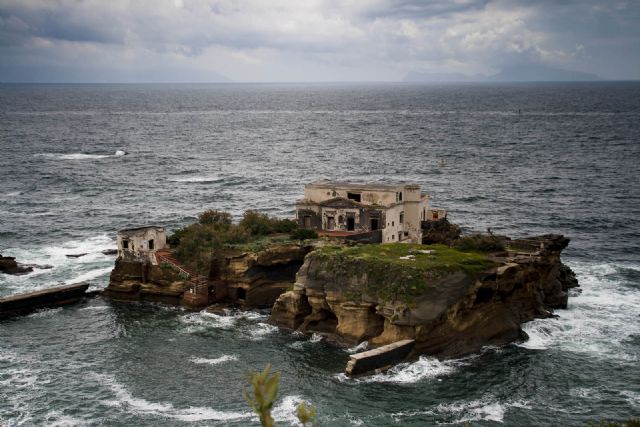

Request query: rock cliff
[
  {"left": 103, "top": 243, "right": 311, "bottom": 309},
  {"left": 271, "top": 235, "right": 578, "bottom": 358}
]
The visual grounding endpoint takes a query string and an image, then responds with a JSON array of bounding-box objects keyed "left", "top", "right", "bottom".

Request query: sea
[{"left": 1, "top": 82, "right": 639, "bottom": 426}]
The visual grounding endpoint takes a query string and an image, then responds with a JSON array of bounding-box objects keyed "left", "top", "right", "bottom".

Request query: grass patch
[{"left": 313, "top": 243, "right": 497, "bottom": 303}]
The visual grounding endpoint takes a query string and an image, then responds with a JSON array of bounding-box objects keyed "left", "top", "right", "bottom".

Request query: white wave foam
[
  {"left": 391, "top": 397, "right": 530, "bottom": 424},
  {"left": 5, "top": 234, "right": 115, "bottom": 268},
  {"left": 190, "top": 355, "right": 238, "bottom": 365},
  {"left": 518, "top": 261, "right": 640, "bottom": 362},
  {"left": 168, "top": 176, "right": 223, "bottom": 183},
  {"left": 64, "top": 267, "right": 112, "bottom": 285},
  {"left": 44, "top": 411, "right": 89, "bottom": 427},
  {"left": 288, "top": 341, "right": 306, "bottom": 350},
  {"left": 444, "top": 400, "right": 505, "bottom": 423},
  {"left": 346, "top": 341, "right": 368, "bottom": 353},
  {"left": 248, "top": 323, "right": 279, "bottom": 340},
  {"left": 27, "top": 307, "right": 63, "bottom": 319},
  {"left": 620, "top": 390, "right": 640, "bottom": 407},
  {"left": 271, "top": 395, "right": 310, "bottom": 425},
  {"left": 180, "top": 311, "right": 238, "bottom": 331},
  {"left": 361, "top": 356, "right": 463, "bottom": 384},
  {"left": 309, "top": 333, "right": 323, "bottom": 343},
  {"left": 95, "top": 373, "right": 252, "bottom": 422},
  {"left": 34, "top": 153, "right": 115, "bottom": 160}
]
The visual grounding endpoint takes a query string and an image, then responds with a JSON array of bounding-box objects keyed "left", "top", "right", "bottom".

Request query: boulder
[{"left": 0, "top": 254, "right": 33, "bottom": 275}]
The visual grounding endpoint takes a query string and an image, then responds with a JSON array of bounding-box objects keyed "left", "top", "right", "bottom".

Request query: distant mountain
[
  {"left": 402, "top": 71, "right": 483, "bottom": 82},
  {"left": 403, "top": 64, "right": 603, "bottom": 83},
  {"left": 488, "top": 64, "right": 602, "bottom": 82}
]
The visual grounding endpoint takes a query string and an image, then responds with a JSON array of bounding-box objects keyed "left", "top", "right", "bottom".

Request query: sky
[{"left": 0, "top": 0, "right": 638, "bottom": 83}]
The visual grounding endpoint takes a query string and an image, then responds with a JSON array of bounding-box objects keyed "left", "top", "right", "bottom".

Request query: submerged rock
[
  {"left": 271, "top": 234, "right": 579, "bottom": 360},
  {"left": 66, "top": 253, "right": 88, "bottom": 258},
  {"left": 0, "top": 254, "right": 33, "bottom": 275}
]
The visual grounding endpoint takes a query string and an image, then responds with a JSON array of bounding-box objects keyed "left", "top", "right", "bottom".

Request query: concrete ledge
[
  {"left": 345, "top": 339, "right": 415, "bottom": 376},
  {"left": 0, "top": 283, "right": 90, "bottom": 319}
]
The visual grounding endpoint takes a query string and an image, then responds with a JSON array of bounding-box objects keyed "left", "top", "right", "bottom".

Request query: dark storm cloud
[
  {"left": 0, "top": 0, "right": 638, "bottom": 82},
  {"left": 0, "top": 2, "right": 125, "bottom": 45},
  {"left": 357, "top": 0, "right": 491, "bottom": 20}
]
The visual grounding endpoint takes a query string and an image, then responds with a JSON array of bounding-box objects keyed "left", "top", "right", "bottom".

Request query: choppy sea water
[{"left": 1, "top": 82, "right": 639, "bottom": 426}]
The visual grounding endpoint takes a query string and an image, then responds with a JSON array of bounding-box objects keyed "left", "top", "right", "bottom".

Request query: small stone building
[
  {"left": 116, "top": 226, "right": 167, "bottom": 264},
  {"left": 295, "top": 181, "right": 431, "bottom": 243}
]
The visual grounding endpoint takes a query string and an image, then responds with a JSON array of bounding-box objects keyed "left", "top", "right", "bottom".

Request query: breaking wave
[
  {"left": 0, "top": 234, "right": 116, "bottom": 297},
  {"left": 34, "top": 151, "right": 126, "bottom": 160},
  {"left": 190, "top": 355, "right": 238, "bottom": 365},
  {"left": 391, "top": 396, "right": 531, "bottom": 424},
  {"left": 95, "top": 373, "right": 253, "bottom": 422},
  {"left": 167, "top": 175, "right": 224, "bottom": 183},
  {"left": 519, "top": 261, "right": 640, "bottom": 362}
]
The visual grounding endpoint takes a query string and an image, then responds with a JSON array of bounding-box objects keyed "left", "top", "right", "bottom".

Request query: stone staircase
[{"left": 155, "top": 249, "right": 210, "bottom": 296}]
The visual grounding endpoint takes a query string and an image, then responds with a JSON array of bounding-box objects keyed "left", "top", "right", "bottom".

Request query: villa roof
[{"left": 306, "top": 180, "right": 421, "bottom": 191}]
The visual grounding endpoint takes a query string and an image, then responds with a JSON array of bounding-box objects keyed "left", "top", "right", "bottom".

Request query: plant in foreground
[{"left": 244, "top": 364, "right": 317, "bottom": 426}]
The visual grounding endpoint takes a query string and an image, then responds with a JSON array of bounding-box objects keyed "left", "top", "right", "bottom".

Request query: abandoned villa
[{"left": 295, "top": 180, "right": 445, "bottom": 244}]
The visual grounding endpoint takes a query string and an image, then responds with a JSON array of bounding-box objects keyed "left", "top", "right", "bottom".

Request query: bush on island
[{"left": 290, "top": 228, "right": 318, "bottom": 241}]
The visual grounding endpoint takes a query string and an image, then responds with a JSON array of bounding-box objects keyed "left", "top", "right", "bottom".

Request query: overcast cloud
[{"left": 0, "top": 0, "right": 638, "bottom": 82}]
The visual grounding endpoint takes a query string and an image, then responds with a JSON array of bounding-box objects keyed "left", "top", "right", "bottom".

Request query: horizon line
[{"left": 2, "top": 79, "right": 640, "bottom": 85}]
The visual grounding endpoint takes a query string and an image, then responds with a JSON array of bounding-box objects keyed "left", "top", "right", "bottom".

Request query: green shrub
[
  {"left": 271, "top": 218, "right": 298, "bottom": 233},
  {"left": 453, "top": 233, "right": 505, "bottom": 253},
  {"left": 240, "top": 210, "right": 274, "bottom": 236},
  {"left": 290, "top": 228, "right": 318, "bottom": 241},
  {"left": 198, "top": 209, "right": 232, "bottom": 227},
  {"left": 167, "top": 226, "right": 188, "bottom": 246}
]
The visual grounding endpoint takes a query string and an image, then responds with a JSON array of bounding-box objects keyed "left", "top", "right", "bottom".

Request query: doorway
[
  {"left": 370, "top": 218, "right": 379, "bottom": 231},
  {"left": 347, "top": 217, "right": 355, "bottom": 231}
]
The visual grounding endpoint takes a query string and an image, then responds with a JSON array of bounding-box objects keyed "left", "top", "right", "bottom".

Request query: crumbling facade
[
  {"left": 295, "top": 181, "right": 432, "bottom": 243},
  {"left": 116, "top": 226, "right": 167, "bottom": 264}
]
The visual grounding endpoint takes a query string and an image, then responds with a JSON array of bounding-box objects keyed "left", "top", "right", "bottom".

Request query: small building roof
[
  {"left": 306, "top": 180, "right": 421, "bottom": 191},
  {"left": 117, "top": 225, "right": 165, "bottom": 235}
]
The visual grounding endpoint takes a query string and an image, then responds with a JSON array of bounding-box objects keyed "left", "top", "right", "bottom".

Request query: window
[
  {"left": 392, "top": 221, "right": 394, "bottom": 226},
  {"left": 347, "top": 192, "right": 361, "bottom": 202},
  {"left": 392, "top": 234, "right": 395, "bottom": 240},
  {"left": 404, "top": 232, "right": 409, "bottom": 237},
  {"left": 399, "top": 212, "right": 404, "bottom": 224},
  {"left": 396, "top": 191, "right": 403, "bottom": 202},
  {"left": 122, "top": 240, "right": 129, "bottom": 249},
  {"left": 148, "top": 239, "right": 154, "bottom": 250}
]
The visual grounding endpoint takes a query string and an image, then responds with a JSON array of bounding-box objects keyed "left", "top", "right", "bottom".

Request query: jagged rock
[
  {"left": 102, "top": 249, "right": 118, "bottom": 255},
  {"left": 66, "top": 253, "right": 88, "bottom": 258},
  {"left": 0, "top": 254, "right": 33, "bottom": 275},
  {"left": 271, "top": 234, "right": 579, "bottom": 359}
]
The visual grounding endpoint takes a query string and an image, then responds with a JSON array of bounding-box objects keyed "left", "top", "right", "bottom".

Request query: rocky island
[
  {"left": 101, "top": 181, "right": 579, "bottom": 374},
  {"left": 271, "top": 234, "right": 577, "bottom": 361}
]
